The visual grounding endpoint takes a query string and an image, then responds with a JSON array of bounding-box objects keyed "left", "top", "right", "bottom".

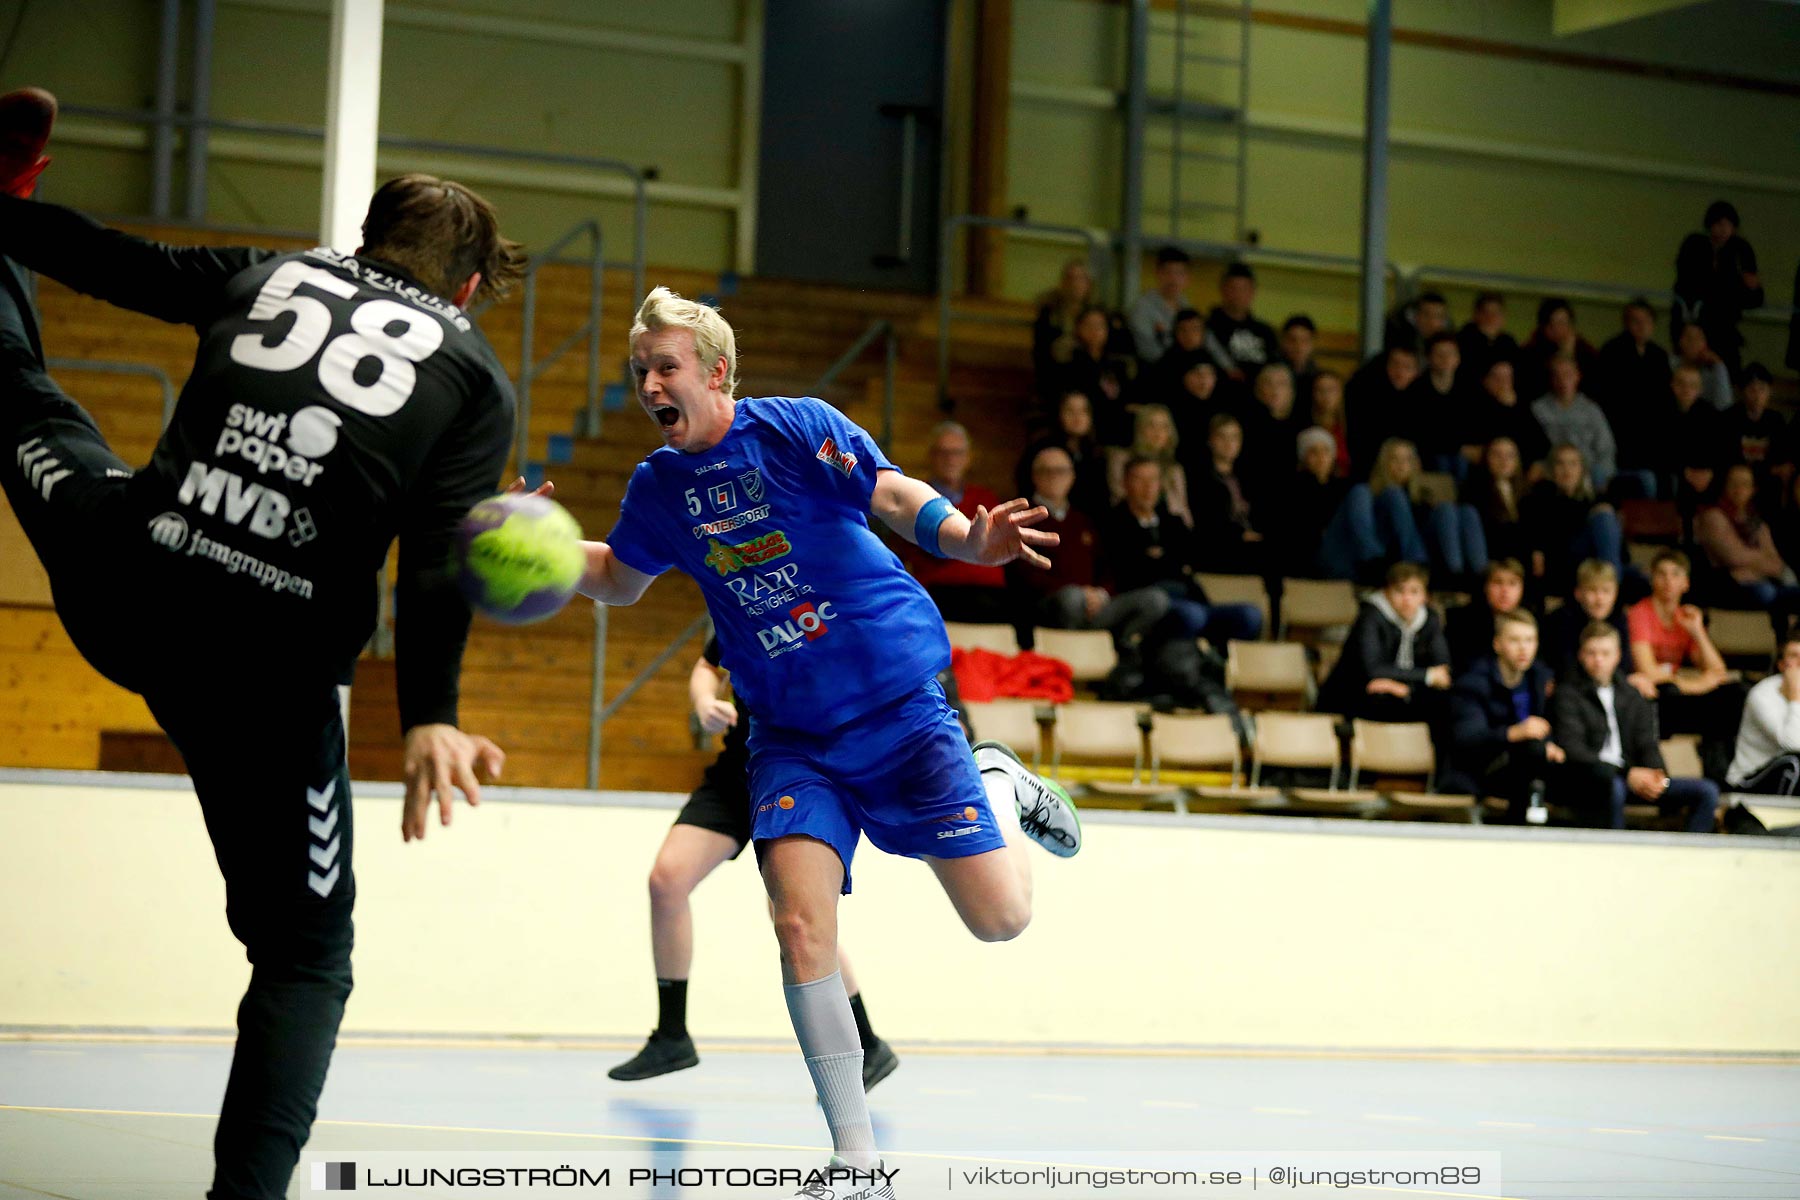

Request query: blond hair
[
  {"left": 630, "top": 286, "right": 739, "bottom": 398},
  {"left": 1369, "top": 438, "right": 1421, "bottom": 502}
]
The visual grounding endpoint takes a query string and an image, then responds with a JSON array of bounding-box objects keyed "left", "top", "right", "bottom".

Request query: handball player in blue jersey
[{"left": 574, "top": 287, "right": 1081, "bottom": 1197}]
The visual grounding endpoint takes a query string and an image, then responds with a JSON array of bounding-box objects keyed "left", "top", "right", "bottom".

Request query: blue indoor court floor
[{"left": 1, "top": 1037, "right": 1796, "bottom": 1199}]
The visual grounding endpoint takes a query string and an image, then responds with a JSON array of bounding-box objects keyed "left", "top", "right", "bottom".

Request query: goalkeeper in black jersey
[{"left": 0, "top": 89, "right": 523, "bottom": 1199}]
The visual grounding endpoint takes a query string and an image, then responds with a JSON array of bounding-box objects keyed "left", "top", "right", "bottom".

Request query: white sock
[
  {"left": 783, "top": 971, "right": 876, "bottom": 1169},
  {"left": 983, "top": 765, "right": 1023, "bottom": 837}
]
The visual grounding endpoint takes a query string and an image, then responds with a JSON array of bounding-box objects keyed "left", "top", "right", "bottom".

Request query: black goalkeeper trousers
[{"left": 0, "top": 257, "right": 354, "bottom": 1200}]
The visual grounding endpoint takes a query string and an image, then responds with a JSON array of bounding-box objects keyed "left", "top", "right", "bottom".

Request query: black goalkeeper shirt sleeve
[
  {"left": 394, "top": 372, "right": 513, "bottom": 733},
  {"left": 0, "top": 195, "right": 274, "bottom": 326}
]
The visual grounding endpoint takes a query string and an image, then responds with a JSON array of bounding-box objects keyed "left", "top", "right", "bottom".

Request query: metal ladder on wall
[{"left": 1154, "top": 0, "right": 1252, "bottom": 244}]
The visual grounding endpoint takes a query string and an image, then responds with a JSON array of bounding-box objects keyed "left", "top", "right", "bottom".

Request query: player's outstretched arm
[
  {"left": 870, "top": 470, "right": 1058, "bottom": 568},
  {"left": 575, "top": 540, "right": 657, "bottom": 606},
  {"left": 0, "top": 195, "right": 273, "bottom": 326}
]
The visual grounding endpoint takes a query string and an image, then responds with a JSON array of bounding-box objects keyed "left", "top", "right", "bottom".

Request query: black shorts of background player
[{"left": 608, "top": 636, "right": 898, "bottom": 1090}]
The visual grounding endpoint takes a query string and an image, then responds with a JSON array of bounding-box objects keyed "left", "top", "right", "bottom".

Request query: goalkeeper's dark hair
[{"left": 359, "top": 173, "right": 526, "bottom": 306}]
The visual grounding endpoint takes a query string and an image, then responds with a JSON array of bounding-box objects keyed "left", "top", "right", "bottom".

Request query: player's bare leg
[{"left": 609, "top": 824, "right": 738, "bottom": 1081}]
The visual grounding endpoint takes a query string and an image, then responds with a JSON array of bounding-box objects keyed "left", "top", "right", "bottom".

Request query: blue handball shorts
[{"left": 746, "top": 678, "right": 1007, "bottom": 892}]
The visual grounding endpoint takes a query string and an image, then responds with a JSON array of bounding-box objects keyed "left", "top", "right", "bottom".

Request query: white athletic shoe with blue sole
[{"left": 973, "top": 740, "right": 1082, "bottom": 858}]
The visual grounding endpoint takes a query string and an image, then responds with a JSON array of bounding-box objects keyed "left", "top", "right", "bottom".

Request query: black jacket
[
  {"left": 1318, "top": 599, "right": 1450, "bottom": 714},
  {"left": 1549, "top": 669, "right": 1664, "bottom": 772},
  {"left": 1101, "top": 502, "right": 1194, "bottom": 594},
  {"left": 1539, "top": 603, "right": 1630, "bottom": 678},
  {"left": 1449, "top": 657, "right": 1554, "bottom": 771}
]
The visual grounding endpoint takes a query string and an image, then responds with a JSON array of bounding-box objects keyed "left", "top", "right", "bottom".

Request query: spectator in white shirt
[{"left": 1727, "top": 628, "right": 1800, "bottom": 795}]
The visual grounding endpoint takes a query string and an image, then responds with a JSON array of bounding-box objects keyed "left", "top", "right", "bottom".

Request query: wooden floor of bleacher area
[{"left": 0, "top": 224, "right": 1043, "bottom": 791}]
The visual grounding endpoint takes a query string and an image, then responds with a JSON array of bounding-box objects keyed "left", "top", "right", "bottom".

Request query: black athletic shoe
[
  {"left": 607, "top": 1031, "right": 699, "bottom": 1081},
  {"left": 862, "top": 1038, "right": 899, "bottom": 1092}
]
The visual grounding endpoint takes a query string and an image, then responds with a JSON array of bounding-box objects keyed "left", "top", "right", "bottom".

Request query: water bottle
[{"left": 1525, "top": 780, "right": 1549, "bottom": 825}]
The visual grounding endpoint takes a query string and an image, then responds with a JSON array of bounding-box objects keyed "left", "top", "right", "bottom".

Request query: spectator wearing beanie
[{"left": 1264, "top": 425, "right": 1350, "bottom": 579}]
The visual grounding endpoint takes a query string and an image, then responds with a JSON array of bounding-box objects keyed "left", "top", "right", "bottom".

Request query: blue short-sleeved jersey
[{"left": 605, "top": 396, "right": 952, "bottom": 735}]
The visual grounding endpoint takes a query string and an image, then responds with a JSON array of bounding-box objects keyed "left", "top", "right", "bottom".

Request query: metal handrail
[
  {"left": 810, "top": 320, "right": 899, "bottom": 450},
  {"left": 45, "top": 357, "right": 178, "bottom": 429},
  {"left": 587, "top": 610, "right": 712, "bottom": 791},
  {"left": 507, "top": 220, "right": 605, "bottom": 478},
  {"left": 938, "top": 215, "right": 1109, "bottom": 402},
  {"left": 1397, "top": 263, "right": 1797, "bottom": 329},
  {"left": 60, "top": 103, "right": 652, "bottom": 311}
]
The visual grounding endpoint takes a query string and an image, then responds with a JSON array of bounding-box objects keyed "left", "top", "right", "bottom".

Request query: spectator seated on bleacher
[
  {"left": 1279, "top": 313, "right": 1318, "bottom": 403},
  {"left": 1303, "top": 370, "right": 1350, "bottom": 477},
  {"left": 1517, "top": 297, "right": 1599, "bottom": 404},
  {"left": 1243, "top": 362, "right": 1304, "bottom": 493},
  {"left": 1105, "top": 403, "right": 1191, "bottom": 527},
  {"left": 1317, "top": 562, "right": 1452, "bottom": 736},
  {"left": 1318, "top": 438, "right": 1482, "bottom": 586},
  {"left": 1694, "top": 463, "right": 1800, "bottom": 620},
  {"left": 1016, "top": 390, "right": 1111, "bottom": 522},
  {"left": 1446, "top": 608, "right": 1559, "bottom": 820},
  {"left": 1672, "top": 198, "right": 1762, "bottom": 382},
  {"left": 902, "top": 420, "right": 1009, "bottom": 626},
  {"left": 1141, "top": 309, "right": 1207, "bottom": 407},
  {"left": 1540, "top": 559, "right": 1637, "bottom": 680},
  {"left": 1126, "top": 245, "right": 1192, "bottom": 366},
  {"left": 1446, "top": 558, "right": 1529, "bottom": 676},
  {"left": 1550, "top": 621, "right": 1719, "bottom": 832},
  {"left": 1455, "top": 291, "right": 1518, "bottom": 395},
  {"left": 1720, "top": 363, "right": 1791, "bottom": 502},
  {"left": 1345, "top": 342, "right": 1421, "bottom": 480},
  {"left": 1531, "top": 354, "right": 1621, "bottom": 497},
  {"left": 1382, "top": 290, "right": 1449, "bottom": 355},
  {"left": 1523, "top": 443, "right": 1624, "bottom": 599},
  {"left": 1672, "top": 323, "right": 1734, "bottom": 413},
  {"left": 1203, "top": 261, "right": 1279, "bottom": 391},
  {"left": 1407, "top": 331, "right": 1476, "bottom": 479},
  {"left": 1045, "top": 305, "right": 1138, "bottom": 446},
  {"left": 1595, "top": 298, "right": 1671, "bottom": 446},
  {"left": 1103, "top": 456, "right": 1261, "bottom": 647},
  {"left": 1726, "top": 627, "right": 1800, "bottom": 798},
  {"left": 1626, "top": 549, "right": 1746, "bottom": 779},
  {"left": 1012, "top": 445, "right": 1169, "bottom": 658},
  {"left": 1189, "top": 413, "right": 1266, "bottom": 576},
  {"left": 1263, "top": 426, "right": 1348, "bottom": 581},
  {"left": 1032, "top": 256, "right": 1095, "bottom": 383},
  {"left": 1156, "top": 352, "right": 1232, "bottom": 457},
  {"left": 1466, "top": 359, "right": 1548, "bottom": 476},
  {"left": 1462, "top": 437, "right": 1532, "bottom": 573}
]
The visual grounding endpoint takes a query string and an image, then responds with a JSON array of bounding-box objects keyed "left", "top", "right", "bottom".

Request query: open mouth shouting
[{"left": 651, "top": 404, "right": 680, "bottom": 429}]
